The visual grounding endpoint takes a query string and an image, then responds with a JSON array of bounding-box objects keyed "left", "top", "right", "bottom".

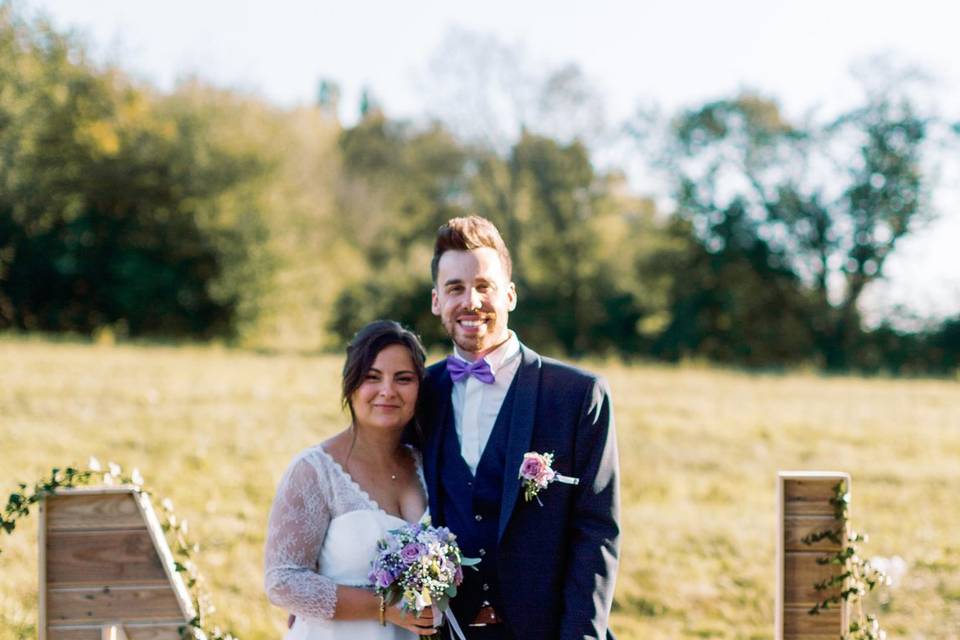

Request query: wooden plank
[
  {"left": 784, "top": 552, "right": 843, "bottom": 605},
  {"left": 40, "top": 498, "right": 49, "bottom": 640},
  {"left": 48, "top": 625, "right": 184, "bottom": 640},
  {"left": 784, "top": 515, "right": 844, "bottom": 552},
  {"left": 46, "top": 530, "right": 167, "bottom": 585},
  {"left": 46, "top": 586, "right": 185, "bottom": 624},
  {"left": 45, "top": 629, "right": 100, "bottom": 640},
  {"left": 122, "top": 628, "right": 185, "bottom": 640},
  {"left": 784, "top": 605, "right": 843, "bottom": 636},
  {"left": 46, "top": 494, "right": 144, "bottom": 531},
  {"left": 101, "top": 623, "right": 129, "bottom": 640},
  {"left": 783, "top": 478, "right": 842, "bottom": 516},
  {"left": 50, "top": 486, "right": 142, "bottom": 496},
  {"left": 134, "top": 492, "right": 195, "bottom": 621}
]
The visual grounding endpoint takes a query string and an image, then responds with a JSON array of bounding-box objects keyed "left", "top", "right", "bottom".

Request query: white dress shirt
[{"left": 450, "top": 331, "right": 522, "bottom": 475}]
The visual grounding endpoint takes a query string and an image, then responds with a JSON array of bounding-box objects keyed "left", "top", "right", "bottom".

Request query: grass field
[{"left": 1, "top": 337, "right": 959, "bottom": 639}]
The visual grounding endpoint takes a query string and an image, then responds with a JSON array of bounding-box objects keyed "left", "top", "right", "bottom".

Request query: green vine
[
  {"left": 802, "top": 480, "right": 889, "bottom": 640},
  {"left": 1, "top": 459, "right": 237, "bottom": 640}
]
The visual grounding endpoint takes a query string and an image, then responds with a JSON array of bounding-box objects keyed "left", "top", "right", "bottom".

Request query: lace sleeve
[{"left": 264, "top": 453, "right": 338, "bottom": 620}]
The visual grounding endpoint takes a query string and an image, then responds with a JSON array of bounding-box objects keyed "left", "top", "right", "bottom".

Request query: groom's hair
[{"left": 431, "top": 216, "right": 513, "bottom": 283}]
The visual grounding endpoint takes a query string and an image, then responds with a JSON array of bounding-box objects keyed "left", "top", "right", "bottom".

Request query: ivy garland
[
  {"left": 1, "top": 459, "right": 238, "bottom": 640},
  {"left": 803, "top": 480, "right": 889, "bottom": 640}
]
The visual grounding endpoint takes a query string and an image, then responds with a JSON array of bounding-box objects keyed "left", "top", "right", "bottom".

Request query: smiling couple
[{"left": 264, "top": 216, "right": 620, "bottom": 640}]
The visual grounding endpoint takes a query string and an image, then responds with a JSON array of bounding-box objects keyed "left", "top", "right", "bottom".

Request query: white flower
[
  {"left": 870, "top": 555, "right": 907, "bottom": 588},
  {"left": 88, "top": 457, "right": 102, "bottom": 472},
  {"left": 108, "top": 462, "right": 122, "bottom": 477},
  {"left": 131, "top": 468, "right": 144, "bottom": 486}
]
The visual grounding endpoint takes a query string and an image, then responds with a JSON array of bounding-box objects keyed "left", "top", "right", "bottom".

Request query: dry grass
[{"left": 1, "top": 338, "right": 958, "bottom": 639}]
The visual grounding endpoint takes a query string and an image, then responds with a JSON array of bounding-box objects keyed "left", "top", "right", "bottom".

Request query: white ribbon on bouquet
[{"left": 431, "top": 605, "right": 467, "bottom": 640}]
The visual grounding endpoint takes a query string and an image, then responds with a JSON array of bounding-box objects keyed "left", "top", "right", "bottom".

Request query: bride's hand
[{"left": 386, "top": 604, "right": 437, "bottom": 636}]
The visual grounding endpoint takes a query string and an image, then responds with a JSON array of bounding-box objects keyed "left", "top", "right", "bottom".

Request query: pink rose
[
  {"left": 534, "top": 466, "right": 556, "bottom": 488},
  {"left": 519, "top": 453, "right": 548, "bottom": 480}
]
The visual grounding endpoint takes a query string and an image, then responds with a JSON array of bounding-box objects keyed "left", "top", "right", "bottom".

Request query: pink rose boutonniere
[{"left": 518, "top": 451, "right": 580, "bottom": 505}]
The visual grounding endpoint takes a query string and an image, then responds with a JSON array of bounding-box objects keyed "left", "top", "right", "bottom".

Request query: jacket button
[
  {"left": 474, "top": 514, "right": 482, "bottom": 521},
  {"left": 482, "top": 583, "right": 490, "bottom": 591},
  {"left": 479, "top": 548, "right": 486, "bottom": 556}
]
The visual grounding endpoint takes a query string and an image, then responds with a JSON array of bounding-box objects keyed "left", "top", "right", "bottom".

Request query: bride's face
[{"left": 350, "top": 344, "right": 419, "bottom": 433}]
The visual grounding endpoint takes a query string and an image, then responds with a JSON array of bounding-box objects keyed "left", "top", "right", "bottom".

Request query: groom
[{"left": 420, "top": 216, "right": 620, "bottom": 639}]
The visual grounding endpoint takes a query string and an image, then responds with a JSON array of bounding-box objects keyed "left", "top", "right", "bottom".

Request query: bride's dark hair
[{"left": 341, "top": 319, "right": 427, "bottom": 427}]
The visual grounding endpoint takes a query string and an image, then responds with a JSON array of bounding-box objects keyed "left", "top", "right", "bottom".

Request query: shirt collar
[{"left": 452, "top": 331, "right": 521, "bottom": 375}]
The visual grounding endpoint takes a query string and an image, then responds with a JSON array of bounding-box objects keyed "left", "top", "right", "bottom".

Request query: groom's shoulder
[
  {"left": 422, "top": 360, "right": 449, "bottom": 395},
  {"left": 425, "top": 359, "right": 447, "bottom": 380},
  {"left": 536, "top": 351, "right": 606, "bottom": 394}
]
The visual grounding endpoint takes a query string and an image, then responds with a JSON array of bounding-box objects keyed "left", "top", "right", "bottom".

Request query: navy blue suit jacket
[{"left": 419, "top": 344, "right": 620, "bottom": 640}]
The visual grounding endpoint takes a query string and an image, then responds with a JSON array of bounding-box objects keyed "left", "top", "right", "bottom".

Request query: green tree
[
  {"left": 466, "top": 132, "right": 660, "bottom": 356},
  {"left": 0, "top": 4, "right": 275, "bottom": 339},
  {"left": 328, "top": 113, "right": 470, "bottom": 345},
  {"left": 643, "top": 89, "right": 940, "bottom": 368}
]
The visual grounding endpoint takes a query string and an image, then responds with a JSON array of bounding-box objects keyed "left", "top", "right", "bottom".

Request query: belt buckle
[{"left": 469, "top": 602, "right": 498, "bottom": 627}]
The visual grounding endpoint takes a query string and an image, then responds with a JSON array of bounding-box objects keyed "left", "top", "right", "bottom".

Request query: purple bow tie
[{"left": 446, "top": 356, "right": 495, "bottom": 384}]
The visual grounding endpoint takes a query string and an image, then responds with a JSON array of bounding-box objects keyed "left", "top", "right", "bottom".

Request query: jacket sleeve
[{"left": 559, "top": 376, "right": 620, "bottom": 640}]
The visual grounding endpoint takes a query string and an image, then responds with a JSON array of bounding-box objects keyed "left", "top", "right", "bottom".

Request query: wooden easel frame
[
  {"left": 776, "top": 471, "right": 850, "bottom": 640},
  {"left": 38, "top": 485, "right": 198, "bottom": 640}
]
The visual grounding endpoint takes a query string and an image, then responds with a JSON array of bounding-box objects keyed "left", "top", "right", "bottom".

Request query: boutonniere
[{"left": 518, "top": 451, "right": 579, "bottom": 505}]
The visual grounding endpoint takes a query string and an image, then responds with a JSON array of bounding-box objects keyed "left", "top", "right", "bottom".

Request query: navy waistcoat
[{"left": 439, "top": 377, "right": 518, "bottom": 622}]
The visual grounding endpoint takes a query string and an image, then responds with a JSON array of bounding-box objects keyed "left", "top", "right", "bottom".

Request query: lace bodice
[{"left": 264, "top": 444, "right": 425, "bottom": 622}]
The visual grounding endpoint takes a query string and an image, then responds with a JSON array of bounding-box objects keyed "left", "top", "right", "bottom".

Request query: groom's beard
[{"left": 443, "top": 309, "right": 508, "bottom": 357}]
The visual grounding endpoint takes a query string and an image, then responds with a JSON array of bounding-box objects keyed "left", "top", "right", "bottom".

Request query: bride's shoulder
[{"left": 279, "top": 443, "right": 340, "bottom": 485}]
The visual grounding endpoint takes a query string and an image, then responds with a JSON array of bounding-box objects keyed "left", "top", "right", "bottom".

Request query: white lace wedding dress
[{"left": 264, "top": 445, "right": 426, "bottom": 640}]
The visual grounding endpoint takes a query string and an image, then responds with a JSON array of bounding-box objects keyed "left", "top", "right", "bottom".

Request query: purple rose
[
  {"left": 400, "top": 543, "right": 425, "bottom": 565},
  {"left": 374, "top": 568, "right": 394, "bottom": 588}
]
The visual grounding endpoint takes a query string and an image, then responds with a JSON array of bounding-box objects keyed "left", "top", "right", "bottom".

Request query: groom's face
[{"left": 431, "top": 247, "right": 516, "bottom": 359}]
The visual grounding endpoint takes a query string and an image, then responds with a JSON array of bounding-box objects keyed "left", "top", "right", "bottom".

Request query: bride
[{"left": 264, "top": 320, "right": 437, "bottom": 638}]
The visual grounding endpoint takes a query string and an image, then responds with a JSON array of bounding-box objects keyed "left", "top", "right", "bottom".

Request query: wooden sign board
[
  {"left": 38, "top": 486, "right": 197, "bottom": 640},
  {"left": 776, "top": 471, "right": 850, "bottom": 640}
]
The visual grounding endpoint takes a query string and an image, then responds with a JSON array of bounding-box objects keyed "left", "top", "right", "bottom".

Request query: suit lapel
[
  {"left": 498, "top": 344, "right": 542, "bottom": 541},
  {"left": 425, "top": 364, "right": 452, "bottom": 525}
]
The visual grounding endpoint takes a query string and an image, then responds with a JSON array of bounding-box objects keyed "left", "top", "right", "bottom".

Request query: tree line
[{"left": 1, "top": 4, "right": 957, "bottom": 373}]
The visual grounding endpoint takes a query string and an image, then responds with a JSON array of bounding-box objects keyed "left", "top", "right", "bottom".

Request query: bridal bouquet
[{"left": 369, "top": 518, "right": 478, "bottom": 635}]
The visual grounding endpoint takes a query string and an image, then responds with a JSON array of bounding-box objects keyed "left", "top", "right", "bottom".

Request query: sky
[{"left": 24, "top": 0, "right": 960, "bottom": 325}]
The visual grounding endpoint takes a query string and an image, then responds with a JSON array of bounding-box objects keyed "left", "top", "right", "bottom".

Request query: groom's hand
[{"left": 387, "top": 605, "right": 437, "bottom": 635}]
